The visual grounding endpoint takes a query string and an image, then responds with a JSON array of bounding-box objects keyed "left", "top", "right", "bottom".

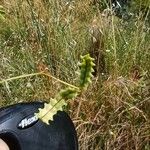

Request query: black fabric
[
  {"left": 0, "top": 132, "right": 21, "bottom": 150},
  {"left": 0, "top": 102, "right": 78, "bottom": 150}
]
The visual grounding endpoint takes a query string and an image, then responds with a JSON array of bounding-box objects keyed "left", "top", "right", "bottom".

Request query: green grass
[{"left": 0, "top": 0, "right": 150, "bottom": 149}]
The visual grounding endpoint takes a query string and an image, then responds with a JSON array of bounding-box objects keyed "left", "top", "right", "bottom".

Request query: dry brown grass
[{"left": 0, "top": 0, "right": 150, "bottom": 149}]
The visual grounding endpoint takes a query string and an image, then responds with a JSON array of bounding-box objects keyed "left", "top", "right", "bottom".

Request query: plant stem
[
  {"left": 42, "top": 72, "right": 79, "bottom": 90},
  {"left": 0, "top": 72, "right": 43, "bottom": 84},
  {"left": 0, "top": 72, "right": 79, "bottom": 90}
]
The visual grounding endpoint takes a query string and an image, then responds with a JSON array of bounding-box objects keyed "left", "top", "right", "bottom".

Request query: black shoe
[{"left": 0, "top": 102, "right": 78, "bottom": 150}]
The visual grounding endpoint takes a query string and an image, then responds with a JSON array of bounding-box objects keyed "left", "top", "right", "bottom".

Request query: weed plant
[{"left": 0, "top": 0, "right": 150, "bottom": 149}]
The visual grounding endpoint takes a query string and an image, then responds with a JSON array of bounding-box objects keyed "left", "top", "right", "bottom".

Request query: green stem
[
  {"left": 42, "top": 72, "right": 79, "bottom": 90},
  {"left": 0, "top": 71, "right": 79, "bottom": 90},
  {"left": 0, "top": 72, "right": 43, "bottom": 84}
]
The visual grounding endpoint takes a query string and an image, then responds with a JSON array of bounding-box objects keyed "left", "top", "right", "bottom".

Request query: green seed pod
[
  {"left": 79, "top": 54, "right": 95, "bottom": 90},
  {"left": 58, "top": 88, "right": 78, "bottom": 100}
]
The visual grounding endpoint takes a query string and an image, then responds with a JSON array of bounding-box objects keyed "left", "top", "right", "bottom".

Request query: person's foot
[{"left": 0, "top": 102, "right": 78, "bottom": 150}]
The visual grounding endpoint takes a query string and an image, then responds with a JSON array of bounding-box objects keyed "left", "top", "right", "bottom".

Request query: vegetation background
[{"left": 0, "top": 0, "right": 150, "bottom": 149}]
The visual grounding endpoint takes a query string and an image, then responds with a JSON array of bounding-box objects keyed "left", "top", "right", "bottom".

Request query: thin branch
[
  {"left": 42, "top": 72, "right": 79, "bottom": 90},
  {"left": 0, "top": 71, "right": 79, "bottom": 90},
  {"left": 0, "top": 72, "right": 43, "bottom": 84}
]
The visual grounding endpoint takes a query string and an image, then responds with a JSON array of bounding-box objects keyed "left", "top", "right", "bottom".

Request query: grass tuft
[{"left": 0, "top": 0, "right": 150, "bottom": 149}]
